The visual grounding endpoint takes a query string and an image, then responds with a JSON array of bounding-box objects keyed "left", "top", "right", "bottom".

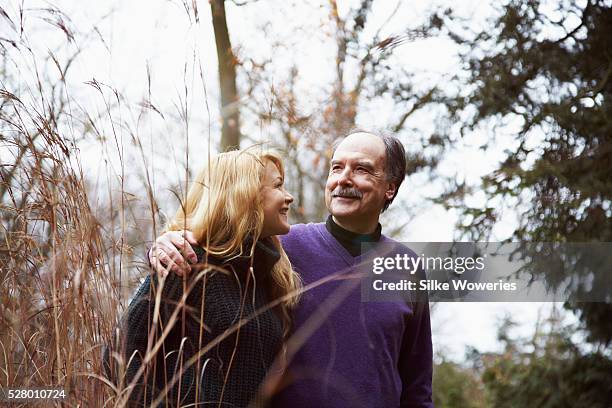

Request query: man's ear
[{"left": 385, "top": 182, "right": 397, "bottom": 201}]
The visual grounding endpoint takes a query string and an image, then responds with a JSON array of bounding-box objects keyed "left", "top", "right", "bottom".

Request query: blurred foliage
[
  {"left": 468, "top": 313, "right": 612, "bottom": 407},
  {"left": 433, "top": 360, "right": 487, "bottom": 408},
  {"left": 430, "top": 0, "right": 612, "bottom": 344}
]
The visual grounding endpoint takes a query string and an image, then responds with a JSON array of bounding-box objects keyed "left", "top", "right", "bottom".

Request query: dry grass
[
  {"left": 0, "top": 5, "right": 180, "bottom": 406},
  {"left": 0, "top": 27, "right": 131, "bottom": 403},
  {"left": 0, "top": 91, "right": 121, "bottom": 405}
]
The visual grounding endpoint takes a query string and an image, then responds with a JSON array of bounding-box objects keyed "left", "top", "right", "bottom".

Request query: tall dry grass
[
  {"left": 0, "top": 90, "right": 121, "bottom": 405},
  {"left": 0, "top": 5, "right": 181, "bottom": 406},
  {"left": 0, "top": 21, "right": 131, "bottom": 406}
]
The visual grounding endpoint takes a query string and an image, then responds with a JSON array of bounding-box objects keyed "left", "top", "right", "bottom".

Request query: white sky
[{"left": 2, "top": 0, "right": 577, "bottom": 362}]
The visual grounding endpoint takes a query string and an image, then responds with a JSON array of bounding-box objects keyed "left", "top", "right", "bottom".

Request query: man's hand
[{"left": 149, "top": 230, "right": 198, "bottom": 277}]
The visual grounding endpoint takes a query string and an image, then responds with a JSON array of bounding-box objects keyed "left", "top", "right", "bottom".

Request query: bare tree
[
  {"left": 240, "top": 1, "right": 444, "bottom": 225},
  {"left": 210, "top": 0, "right": 241, "bottom": 151}
]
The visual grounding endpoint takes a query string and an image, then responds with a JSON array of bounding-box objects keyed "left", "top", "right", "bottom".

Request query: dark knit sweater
[{"left": 110, "top": 238, "right": 283, "bottom": 407}]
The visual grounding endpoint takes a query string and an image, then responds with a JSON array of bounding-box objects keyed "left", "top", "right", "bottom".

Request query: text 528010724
[{"left": 1, "top": 388, "right": 66, "bottom": 401}]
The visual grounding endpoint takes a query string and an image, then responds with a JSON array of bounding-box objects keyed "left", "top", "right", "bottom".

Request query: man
[{"left": 150, "top": 131, "right": 433, "bottom": 407}]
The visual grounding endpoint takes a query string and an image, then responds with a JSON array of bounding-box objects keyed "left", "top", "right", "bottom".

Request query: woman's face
[{"left": 260, "top": 160, "right": 294, "bottom": 238}]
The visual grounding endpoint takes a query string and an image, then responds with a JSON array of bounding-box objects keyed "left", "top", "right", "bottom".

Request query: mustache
[{"left": 331, "top": 187, "right": 363, "bottom": 199}]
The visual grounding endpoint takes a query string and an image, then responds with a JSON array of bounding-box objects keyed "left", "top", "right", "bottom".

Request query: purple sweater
[{"left": 274, "top": 223, "right": 433, "bottom": 408}]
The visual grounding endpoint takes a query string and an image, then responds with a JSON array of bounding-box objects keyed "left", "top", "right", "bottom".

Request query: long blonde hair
[{"left": 167, "top": 148, "right": 300, "bottom": 331}]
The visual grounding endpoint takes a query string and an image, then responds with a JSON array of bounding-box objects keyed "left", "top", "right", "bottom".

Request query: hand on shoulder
[{"left": 149, "top": 230, "right": 198, "bottom": 277}]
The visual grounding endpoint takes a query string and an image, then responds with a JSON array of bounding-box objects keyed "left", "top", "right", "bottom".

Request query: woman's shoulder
[{"left": 188, "top": 246, "right": 250, "bottom": 291}]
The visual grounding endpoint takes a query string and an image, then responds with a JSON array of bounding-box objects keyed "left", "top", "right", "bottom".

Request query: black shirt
[{"left": 325, "top": 215, "right": 382, "bottom": 257}]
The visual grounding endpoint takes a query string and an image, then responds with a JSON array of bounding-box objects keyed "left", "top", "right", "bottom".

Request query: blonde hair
[{"left": 167, "top": 148, "right": 300, "bottom": 332}]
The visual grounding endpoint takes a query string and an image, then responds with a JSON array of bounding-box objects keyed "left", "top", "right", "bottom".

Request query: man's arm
[
  {"left": 148, "top": 230, "right": 198, "bottom": 276},
  {"left": 398, "top": 297, "right": 434, "bottom": 408}
]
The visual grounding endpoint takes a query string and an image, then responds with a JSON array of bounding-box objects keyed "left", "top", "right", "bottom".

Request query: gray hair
[{"left": 331, "top": 130, "right": 406, "bottom": 211}]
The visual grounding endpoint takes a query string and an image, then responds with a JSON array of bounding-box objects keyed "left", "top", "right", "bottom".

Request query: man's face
[{"left": 325, "top": 133, "right": 396, "bottom": 232}]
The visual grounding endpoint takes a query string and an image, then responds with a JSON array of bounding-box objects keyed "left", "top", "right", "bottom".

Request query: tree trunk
[{"left": 210, "top": 0, "right": 241, "bottom": 151}]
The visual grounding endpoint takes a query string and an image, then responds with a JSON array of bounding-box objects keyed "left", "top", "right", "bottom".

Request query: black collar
[{"left": 325, "top": 215, "right": 381, "bottom": 257}]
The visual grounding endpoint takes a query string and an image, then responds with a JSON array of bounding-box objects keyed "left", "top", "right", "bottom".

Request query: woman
[{"left": 108, "top": 149, "right": 300, "bottom": 407}]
